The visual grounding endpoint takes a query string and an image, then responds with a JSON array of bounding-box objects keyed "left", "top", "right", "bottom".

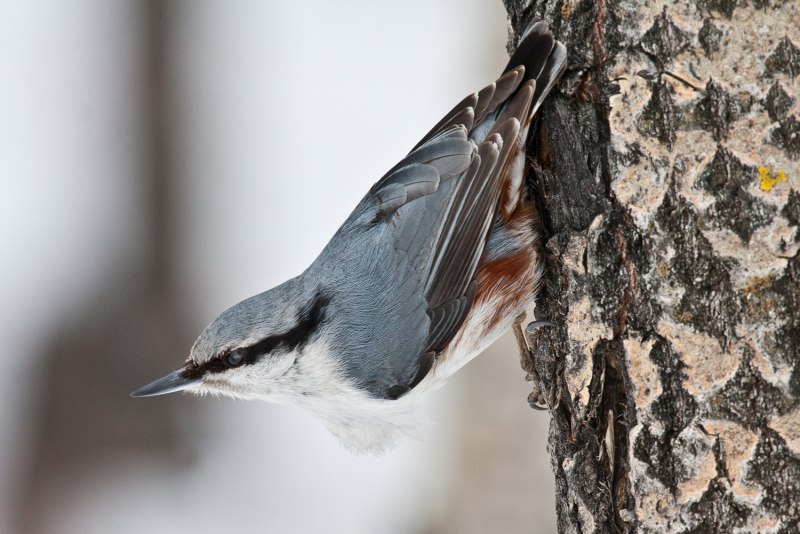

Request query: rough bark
[{"left": 503, "top": 1, "right": 800, "bottom": 532}]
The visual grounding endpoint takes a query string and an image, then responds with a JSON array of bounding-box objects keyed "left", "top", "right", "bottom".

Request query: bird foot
[{"left": 526, "top": 320, "right": 556, "bottom": 333}]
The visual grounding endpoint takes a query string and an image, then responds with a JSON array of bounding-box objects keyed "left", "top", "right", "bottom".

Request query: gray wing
[
  {"left": 369, "top": 72, "right": 535, "bottom": 353},
  {"left": 319, "top": 22, "right": 565, "bottom": 399},
  {"left": 328, "top": 102, "right": 528, "bottom": 400}
]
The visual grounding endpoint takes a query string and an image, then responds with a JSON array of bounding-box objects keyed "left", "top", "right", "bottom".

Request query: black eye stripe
[{"left": 184, "top": 291, "right": 330, "bottom": 379}]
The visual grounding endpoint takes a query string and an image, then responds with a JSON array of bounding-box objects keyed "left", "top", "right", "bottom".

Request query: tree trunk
[{"left": 503, "top": 1, "right": 800, "bottom": 532}]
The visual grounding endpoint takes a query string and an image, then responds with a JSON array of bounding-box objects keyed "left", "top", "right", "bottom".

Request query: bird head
[{"left": 131, "top": 278, "right": 332, "bottom": 402}]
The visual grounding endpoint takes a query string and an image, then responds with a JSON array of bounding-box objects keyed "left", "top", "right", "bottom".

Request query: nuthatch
[{"left": 133, "top": 20, "right": 567, "bottom": 453}]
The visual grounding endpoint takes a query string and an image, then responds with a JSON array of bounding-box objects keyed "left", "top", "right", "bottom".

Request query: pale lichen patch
[
  {"left": 675, "top": 425, "right": 718, "bottom": 505},
  {"left": 566, "top": 296, "right": 610, "bottom": 408},
  {"left": 608, "top": 56, "right": 674, "bottom": 163},
  {"left": 701, "top": 419, "right": 762, "bottom": 503},
  {"left": 635, "top": 490, "right": 681, "bottom": 533},
  {"left": 744, "top": 331, "right": 794, "bottom": 390},
  {"left": 656, "top": 320, "right": 740, "bottom": 396},
  {"left": 629, "top": 423, "right": 682, "bottom": 532},
  {"left": 561, "top": 233, "right": 588, "bottom": 275},
  {"left": 611, "top": 155, "right": 671, "bottom": 226},
  {"left": 768, "top": 409, "right": 800, "bottom": 457},
  {"left": 624, "top": 337, "right": 662, "bottom": 410},
  {"left": 699, "top": 225, "right": 796, "bottom": 282}
]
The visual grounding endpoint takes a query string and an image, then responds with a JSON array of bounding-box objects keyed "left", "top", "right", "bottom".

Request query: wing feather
[{"left": 328, "top": 20, "right": 567, "bottom": 399}]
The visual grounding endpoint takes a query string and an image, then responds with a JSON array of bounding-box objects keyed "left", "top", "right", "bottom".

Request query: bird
[{"left": 132, "top": 19, "right": 567, "bottom": 453}]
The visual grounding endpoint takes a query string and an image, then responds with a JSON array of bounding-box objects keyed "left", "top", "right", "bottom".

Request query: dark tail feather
[
  {"left": 413, "top": 21, "right": 565, "bottom": 149},
  {"left": 504, "top": 19, "right": 568, "bottom": 117},
  {"left": 504, "top": 21, "right": 554, "bottom": 80}
]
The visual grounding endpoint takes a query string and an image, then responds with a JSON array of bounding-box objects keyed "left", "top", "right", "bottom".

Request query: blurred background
[{"left": 0, "top": 1, "right": 555, "bottom": 532}]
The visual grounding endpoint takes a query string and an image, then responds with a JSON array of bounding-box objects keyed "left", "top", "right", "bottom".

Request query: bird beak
[{"left": 130, "top": 367, "right": 200, "bottom": 398}]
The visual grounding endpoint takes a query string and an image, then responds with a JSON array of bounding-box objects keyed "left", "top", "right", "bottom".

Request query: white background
[{"left": 0, "top": 1, "right": 556, "bottom": 533}]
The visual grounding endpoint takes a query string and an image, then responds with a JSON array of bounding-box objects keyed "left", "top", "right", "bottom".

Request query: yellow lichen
[
  {"left": 656, "top": 261, "right": 669, "bottom": 278},
  {"left": 742, "top": 275, "right": 771, "bottom": 296},
  {"left": 561, "top": 1, "right": 572, "bottom": 20},
  {"left": 758, "top": 166, "right": 788, "bottom": 191},
  {"left": 743, "top": 275, "right": 776, "bottom": 318}
]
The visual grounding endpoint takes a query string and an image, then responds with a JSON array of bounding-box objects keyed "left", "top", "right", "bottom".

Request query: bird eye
[{"left": 225, "top": 349, "right": 246, "bottom": 368}]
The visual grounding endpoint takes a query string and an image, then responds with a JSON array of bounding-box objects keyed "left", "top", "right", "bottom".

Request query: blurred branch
[{"left": 15, "top": 4, "right": 198, "bottom": 532}]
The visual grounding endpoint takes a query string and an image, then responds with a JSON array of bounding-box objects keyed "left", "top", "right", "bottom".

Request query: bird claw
[
  {"left": 526, "top": 320, "right": 556, "bottom": 333},
  {"left": 527, "top": 389, "right": 549, "bottom": 410}
]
